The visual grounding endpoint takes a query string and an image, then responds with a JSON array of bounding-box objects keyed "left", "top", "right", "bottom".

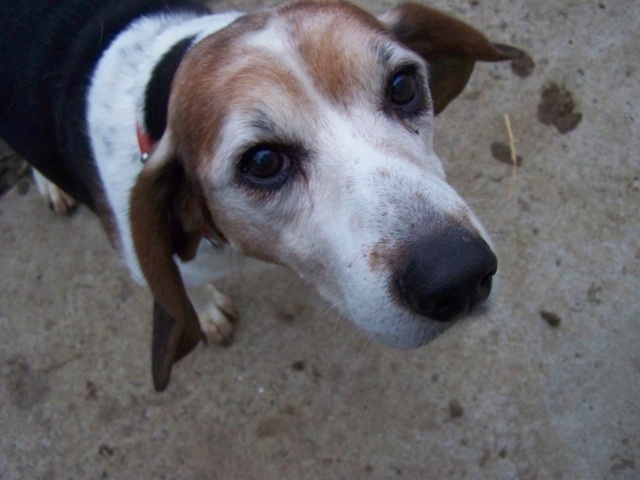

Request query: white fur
[{"left": 86, "top": 4, "right": 498, "bottom": 349}]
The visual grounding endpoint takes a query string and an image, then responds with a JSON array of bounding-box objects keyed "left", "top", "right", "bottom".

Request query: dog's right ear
[
  {"left": 380, "top": 2, "right": 525, "bottom": 115},
  {"left": 129, "top": 135, "right": 207, "bottom": 391}
]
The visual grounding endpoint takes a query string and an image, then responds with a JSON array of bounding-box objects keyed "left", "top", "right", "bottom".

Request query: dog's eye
[
  {"left": 389, "top": 71, "right": 418, "bottom": 106},
  {"left": 240, "top": 146, "right": 290, "bottom": 187},
  {"left": 386, "top": 68, "right": 426, "bottom": 117}
]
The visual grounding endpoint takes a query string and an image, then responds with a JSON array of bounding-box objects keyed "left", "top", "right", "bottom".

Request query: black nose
[{"left": 395, "top": 227, "right": 497, "bottom": 322}]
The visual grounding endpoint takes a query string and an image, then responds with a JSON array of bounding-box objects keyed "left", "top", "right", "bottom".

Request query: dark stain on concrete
[
  {"left": 537, "top": 82, "right": 583, "bottom": 133},
  {"left": 255, "top": 416, "right": 281, "bottom": 439},
  {"left": 540, "top": 310, "right": 562, "bottom": 327},
  {"left": 4, "top": 355, "right": 51, "bottom": 410},
  {"left": 448, "top": 399, "right": 464, "bottom": 419}
]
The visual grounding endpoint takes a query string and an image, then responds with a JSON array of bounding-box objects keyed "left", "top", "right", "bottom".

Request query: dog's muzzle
[{"left": 393, "top": 225, "right": 497, "bottom": 322}]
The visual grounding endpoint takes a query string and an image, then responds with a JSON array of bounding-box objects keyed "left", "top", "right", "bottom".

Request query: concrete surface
[{"left": 1, "top": 0, "right": 639, "bottom": 478}]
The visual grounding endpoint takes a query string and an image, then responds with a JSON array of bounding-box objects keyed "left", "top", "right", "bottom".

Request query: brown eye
[
  {"left": 389, "top": 71, "right": 418, "bottom": 106},
  {"left": 241, "top": 146, "right": 291, "bottom": 187}
]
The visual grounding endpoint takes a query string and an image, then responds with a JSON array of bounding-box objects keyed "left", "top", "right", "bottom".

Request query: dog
[{"left": 0, "top": 0, "right": 524, "bottom": 391}]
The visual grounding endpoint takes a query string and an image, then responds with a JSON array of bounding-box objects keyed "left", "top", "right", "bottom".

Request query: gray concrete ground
[{"left": 1, "top": 0, "right": 639, "bottom": 478}]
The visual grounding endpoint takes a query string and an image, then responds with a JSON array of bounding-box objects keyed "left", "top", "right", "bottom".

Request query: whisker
[
  {"left": 494, "top": 272, "right": 511, "bottom": 281},
  {"left": 462, "top": 198, "right": 494, "bottom": 209},
  {"left": 224, "top": 250, "right": 242, "bottom": 284},
  {"left": 487, "top": 230, "right": 527, "bottom": 245},
  {"left": 339, "top": 319, "right": 365, "bottom": 353},
  {"left": 355, "top": 330, "right": 374, "bottom": 355}
]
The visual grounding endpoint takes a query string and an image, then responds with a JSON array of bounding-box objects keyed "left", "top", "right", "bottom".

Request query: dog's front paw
[
  {"left": 190, "top": 283, "right": 238, "bottom": 345},
  {"left": 33, "top": 169, "right": 77, "bottom": 214}
]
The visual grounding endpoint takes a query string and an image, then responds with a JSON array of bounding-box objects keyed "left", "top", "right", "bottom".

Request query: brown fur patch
[
  {"left": 284, "top": 1, "right": 385, "bottom": 105},
  {"left": 169, "top": 12, "right": 270, "bottom": 164},
  {"left": 170, "top": 17, "right": 312, "bottom": 168},
  {"left": 377, "top": 167, "right": 390, "bottom": 179},
  {"left": 368, "top": 237, "right": 401, "bottom": 272}
]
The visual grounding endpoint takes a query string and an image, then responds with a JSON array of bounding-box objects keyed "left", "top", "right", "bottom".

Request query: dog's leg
[
  {"left": 179, "top": 244, "right": 271, "bottom": 345},
  {"left": 187, "top": 283, "right": 237, "bottom": 345},
  {"left": 33, "top": 169, "right": 77, "bottom": 214}
]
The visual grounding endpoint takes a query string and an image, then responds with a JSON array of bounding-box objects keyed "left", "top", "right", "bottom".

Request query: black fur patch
[
  {"left": 0, "top": 0, "right": 209, "bottom": 208},
  {"left": 144, "top": 37, "right": 196, "bottom": 142}
]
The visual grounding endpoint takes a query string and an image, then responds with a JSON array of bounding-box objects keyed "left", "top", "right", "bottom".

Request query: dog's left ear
[
  {"left": 129, "top": 136, "right": 210, "bottom": 391},
  {"left": 380, "top": 2, "right": 525, "bottom": 115}
]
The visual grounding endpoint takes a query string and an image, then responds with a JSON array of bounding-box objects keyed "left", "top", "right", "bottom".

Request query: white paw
[
  {"left": 188, "top": 283, "right": 238, "bottom": 345},
  {"left": 33, "top": 169, "right": 77, "bottom": 215}
]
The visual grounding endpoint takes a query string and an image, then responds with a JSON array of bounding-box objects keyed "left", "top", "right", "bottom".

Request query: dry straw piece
[{"left": 504, "top": 113, "right": 518, "bottom": 199}]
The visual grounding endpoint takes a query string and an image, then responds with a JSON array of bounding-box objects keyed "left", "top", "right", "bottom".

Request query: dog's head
[{"left": 130, "top": 0, "right": 523, "bottom": 389}]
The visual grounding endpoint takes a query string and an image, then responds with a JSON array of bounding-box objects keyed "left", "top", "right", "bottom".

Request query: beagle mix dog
[{"left": 0, "top": 0, "right": 524, "bottom": 391}]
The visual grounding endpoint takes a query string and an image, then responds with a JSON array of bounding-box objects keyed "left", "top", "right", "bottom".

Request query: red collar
[{"left": 136, "top": 124, "right": 153, "bottom": 163}]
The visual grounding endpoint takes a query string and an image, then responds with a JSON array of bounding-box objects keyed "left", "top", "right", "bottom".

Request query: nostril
[
  {"left": 471, "top": 270, "right": 495, "bottom": 309},
  {"left": 479, "top": 271, "right": 494, "bottom": 292}
]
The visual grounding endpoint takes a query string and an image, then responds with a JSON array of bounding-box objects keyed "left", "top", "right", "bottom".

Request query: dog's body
[{"left": 0, "top": 0, "right": 523, "bottom": 390}]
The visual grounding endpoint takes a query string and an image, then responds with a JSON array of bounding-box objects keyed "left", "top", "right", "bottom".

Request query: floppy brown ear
[
  {"left": 130, "top": 149, "right": 208, "bottom": 391},
  {"left": 381, "top": 2, "right": 525, "bottom": 115}
]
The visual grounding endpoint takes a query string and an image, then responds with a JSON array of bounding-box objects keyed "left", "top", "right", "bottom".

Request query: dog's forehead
[
  {"left": 272, "top": 1, "right": 390, "bottom": 105},
  {"left": 170, "top": 2, "right": 399, "bottom": 162}
]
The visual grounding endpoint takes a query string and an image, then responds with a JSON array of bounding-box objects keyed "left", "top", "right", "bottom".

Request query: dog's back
[{"left": 0, "top": 0, "right": 208, "bottom": 207}]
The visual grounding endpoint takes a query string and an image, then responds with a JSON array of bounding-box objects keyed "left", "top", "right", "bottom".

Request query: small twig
[
  {"left": 504, "top": 113, "right": 518, "bottom": 199},
  {"left": 40, "top": 353, "right": 84, "bottom": 375}
]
